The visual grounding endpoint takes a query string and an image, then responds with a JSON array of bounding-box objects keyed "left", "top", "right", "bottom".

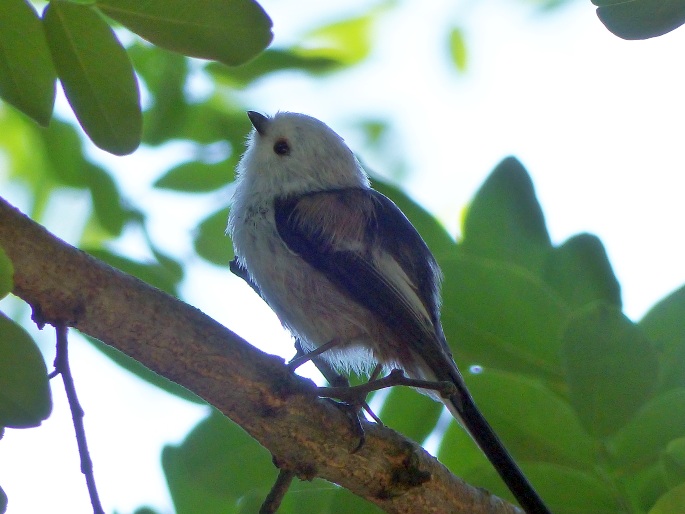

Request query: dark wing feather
[{"left": 274, "top": 188, "right": 447, "bottom": 360}]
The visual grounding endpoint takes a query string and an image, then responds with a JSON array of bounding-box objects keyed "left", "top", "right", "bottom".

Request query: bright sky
[{"left": 2, "top": 0, "right": 685, "bottom": 513}]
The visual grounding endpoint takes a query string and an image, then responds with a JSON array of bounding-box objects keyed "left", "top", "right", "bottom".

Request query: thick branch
[{"left": 0, "top": 196, "right": 521, "bottom": 514}]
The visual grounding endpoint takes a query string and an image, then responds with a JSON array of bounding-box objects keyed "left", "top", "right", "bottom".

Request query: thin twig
[
  {"left": 52, "top": 324, "right": 104, "bottom": 514},
  {"left": 259, "top": 469, "right": 295, "bottom": 514}
]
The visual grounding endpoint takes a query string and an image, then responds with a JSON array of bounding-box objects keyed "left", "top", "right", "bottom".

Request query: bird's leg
[
  {"left": 287, "top": 337, "right": 344, "bottom": 371},
  {"left": 318, "top": 369, "right": 457, "bottom": 403},
  {"left": 292, "top": 340, "right": 374, "bottom": 452}
]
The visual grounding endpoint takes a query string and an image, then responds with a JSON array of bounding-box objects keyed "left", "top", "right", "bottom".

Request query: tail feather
[{"left": 445, "top": 389, "right": 551, "bottom": 514}]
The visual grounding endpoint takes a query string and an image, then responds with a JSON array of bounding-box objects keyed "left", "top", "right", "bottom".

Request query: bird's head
[{"left": 235, "top": 111, "right": 369, "bottom": 198}]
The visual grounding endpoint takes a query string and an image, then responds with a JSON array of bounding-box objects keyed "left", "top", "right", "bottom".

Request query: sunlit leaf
[
  {"left": 43, "top": 0, "right": 141, "bottom": 155},
  {"left": 648, "top": 482, "right": 685, "bottom": 514},
  {"left": 543, "top": 233, "right": 621, "bottom": 309},
  {"left": 461, "top": 157, "right": 551, "bottom": 272},
  {"left": 594, "top": 0, "right": 685, "bottom": 40},
  {"left": 0, "top": 312, "right": 52, "bottom": 428},
  {"left": 0, "top": 0, "right": 56, "bottom": 125},
  {"left": 0, "top": 247, "right": 13, "bottom": 299},
  {"left": 163, "top": 409, "right": 275, "bottom": 513},
  {"left": 194, "top": 208, "right": 233, "bottom": 266},
  {"left": 154, "top": 160, "right": 233, "bottom": 192},
  {"left": 97, "top": 0, "right": 273, "bottom": 66},
  {"left": 640, "top": 284, "right": 685, "bottom": 390},
  {"left": 561, "top": 303, "right": 658, "bottom": 437},
  {"left": 296, "top": 8, "right": 381, "bottom": 65},
  {"left": 448, "top": 27, "right": 468, "bottom": 72}
]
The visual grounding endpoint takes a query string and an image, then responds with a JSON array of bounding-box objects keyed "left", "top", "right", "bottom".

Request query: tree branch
[{"left": 0, "top": 196, "right": 522, "bottom": 514}]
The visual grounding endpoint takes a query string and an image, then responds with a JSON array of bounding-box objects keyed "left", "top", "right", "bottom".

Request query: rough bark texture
[{"left": 0, "top": 196, "right": 522, "bottom": 514}]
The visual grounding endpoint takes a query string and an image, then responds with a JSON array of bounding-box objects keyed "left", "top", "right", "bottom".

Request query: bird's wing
[{"left": 274, "top": 187, "right": 446, "bottom": 357}]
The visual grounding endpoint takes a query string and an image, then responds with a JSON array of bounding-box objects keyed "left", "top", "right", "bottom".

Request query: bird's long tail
[{"left": 445, "top": 383, "right": 552, "bottom": 514}]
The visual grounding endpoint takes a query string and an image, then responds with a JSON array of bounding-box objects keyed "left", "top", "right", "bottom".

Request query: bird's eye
[{"left": 273, "top": 139, "right": 290, "bottom": 156}]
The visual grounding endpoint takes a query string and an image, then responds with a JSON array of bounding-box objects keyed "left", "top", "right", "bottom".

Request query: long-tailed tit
[{"left": 228, "top": 111, "right": 551, "bottom": 514}]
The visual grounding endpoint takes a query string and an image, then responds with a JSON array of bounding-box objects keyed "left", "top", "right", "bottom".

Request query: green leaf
[
  {"left": 43, "top": 0, "right": 141, "bottom": 155},
  {"left": 561, "top": 303, "right": 659, "bottom": 437},
  {"left": 40, "top": 119, "right": 88, "bottom": 187},
  {"left": 0, "top": 312, "right": 52, "bottom": 428},
  {"left": 649, "top": 482, "right": 685, "bottom": 514},
  {"left": 640, "top": 284, "right": 685, "bottom": 390},
  {"left": 465, "top": 369, "right": 595, "bottom": 467},
  {"left": 662, "top": 437, "right": 685, "bottom": 489},
  {"left": 84, "top": 162, "right": 130, "bottom": 235},
  {"left": 461, "top": 157, "right": 551, "bottom": 272},
  {"left": 85, "top": 248, "right": 180, "bottom": 295},
  {"left": 448, "top": 27, "right": 468, "bottom": 72},
  {"left": 0, "top": 247, "right": 13, "bottom": 299},
  {"left": 276, "top": 480, "right": 382, "bottom": 514},
  {"left": 207, "top": 49, "right": 343, "bottom": 88},
  {"left": 296, "top": 9, "right": 379, "bottom": 65},
  {"left": 147, "top": 240, "right": 185, "bottom": 285},
  {"left": 610, "top": 388, "right": 685, "bottom": 468},
  {"left": 146, "top": 100, "right": 251, "bottom": 147},
  {"left": 441, "top": 253, "right": 568, "bottom": 375},
  {"left": 194, "top": 208, "right": 233, "bottom": 266},
  {"left": 96, "top": 0, "right": 273, "bottom": 66},
  {"left": 163, "top": 409, "right": 275, "bottom": 514},
  {"left": 466, "top": 462, "right": 618, "bottom": 514},
  {"left": 376, "top": 387, "right": 442, "bottom": 444},
  {"left": 624, "top": 463, "right": 672, "bottom": 514},
  {"left": 595, "top": 0, "right": 685, "bottom": 40},
  {"left": 154, "top": 160, "right": 233, "bottom": 192},
  {"left": 0, "top": 0, "right": 56, "bottom": 125},
  {"left": 321, "top": 489, "right": 382, "bottom": 514},
  {"left": 543, "top": 233, "right": 621, "bottom": 309},
  {"left": 132, "top": 47, "right": 189, "bottom": 146}
]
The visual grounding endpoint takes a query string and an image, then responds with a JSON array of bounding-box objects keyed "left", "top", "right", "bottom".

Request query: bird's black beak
[{"left": 247, "top": 111, "right": 269, "bottom": 136}]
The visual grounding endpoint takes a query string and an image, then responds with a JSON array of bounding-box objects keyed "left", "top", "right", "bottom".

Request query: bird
[{"left": 227, "top": 110, "right": 551, "bottom": 514}]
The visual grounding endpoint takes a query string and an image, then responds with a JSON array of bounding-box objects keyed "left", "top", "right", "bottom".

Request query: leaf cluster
[
  {"left": 427, "top": 158, "right": 685, "bottom": 514},
  {"left": 0, "top": 0, "right": 272, "bottom": 154}
]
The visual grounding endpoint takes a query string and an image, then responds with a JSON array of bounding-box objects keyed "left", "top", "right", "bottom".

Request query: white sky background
[{"left": 1, "top": 0, "right": 685, "bottom": 513}]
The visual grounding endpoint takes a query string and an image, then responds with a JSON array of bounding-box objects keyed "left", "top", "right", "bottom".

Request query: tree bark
[{"left": 0, "top": 195, "right": 522, "bottom": 514}]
